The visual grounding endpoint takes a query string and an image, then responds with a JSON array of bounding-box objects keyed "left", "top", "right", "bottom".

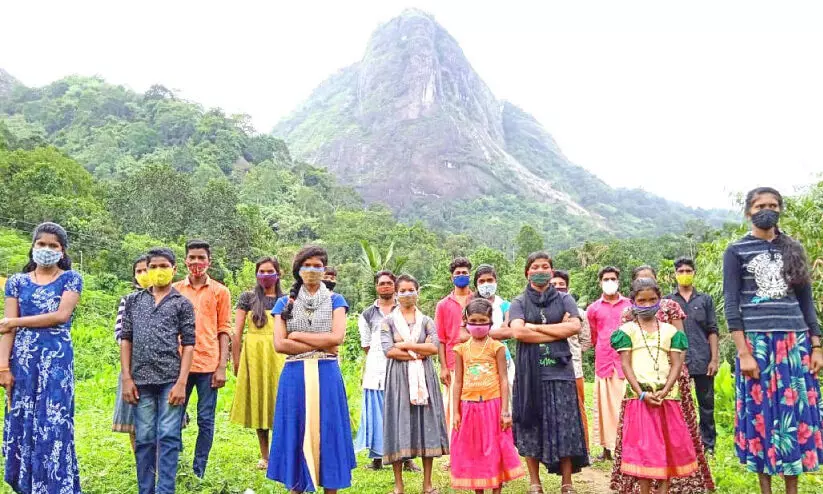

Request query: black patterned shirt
[{"left": 120, "top": 288, "right": 196, "bottom": 386}]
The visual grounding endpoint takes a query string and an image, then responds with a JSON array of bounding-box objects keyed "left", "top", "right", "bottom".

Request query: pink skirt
[
  {"left": 450, "top": 398, "right": 524, "bottom": 490},
  {"left": 621, "top": 399, "right": 698, "bottom": 480}
]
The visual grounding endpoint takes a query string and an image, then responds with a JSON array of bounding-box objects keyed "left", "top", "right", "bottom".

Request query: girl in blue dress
[
  {"left": 267, "top": 245, "right": 356, "bottom": 493},
  {"left": 0, "top": 222, "right": 83, "bottom": 494}
]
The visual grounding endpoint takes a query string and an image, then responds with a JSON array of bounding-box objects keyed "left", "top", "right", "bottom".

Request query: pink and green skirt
[{"left": 620, "top": 399, "right": 698, "bottom": 480}]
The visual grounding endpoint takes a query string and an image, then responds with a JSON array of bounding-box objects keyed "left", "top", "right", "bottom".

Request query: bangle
[
  {"left": 639, "top": 391, "right": 647, "bottom": 401},
  {"left": 0, "top": 367, "right": 9, "bottom": 373},
  {"left": 501, "top": 412, "right": 512, "bottom": 418}
]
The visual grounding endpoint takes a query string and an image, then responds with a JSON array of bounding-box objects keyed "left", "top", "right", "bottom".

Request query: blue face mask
[
  {"left": 632, "top": 302, "right": 661, "bottom": 319},
  {"left": 32, "top": 248, "right": 63, "bottom": 267},
  {"left": 453, "top": 274, "right": 471, "bottom": 288}
]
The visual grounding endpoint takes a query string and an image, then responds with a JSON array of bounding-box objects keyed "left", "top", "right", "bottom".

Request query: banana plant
[{"left": 358, "top": 240, "right": 408, "bottom": 274}]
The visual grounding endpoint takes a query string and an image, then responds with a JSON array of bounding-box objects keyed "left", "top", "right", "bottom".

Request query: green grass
[{"left": 3, "top": 364, "right": 823, "bottom": 492}]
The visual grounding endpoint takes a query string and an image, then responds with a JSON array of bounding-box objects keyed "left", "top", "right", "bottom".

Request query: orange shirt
[
  {"left": 454, "top": 338, "right": 505, "bottom": 402},
  {"left": 173, "top": 276, "right": 232, "bottom": 373}
]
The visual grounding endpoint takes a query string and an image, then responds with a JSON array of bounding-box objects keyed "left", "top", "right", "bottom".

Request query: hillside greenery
[
  {"left": 0, "top": 74, "right": 735, "bottom": 253},
  {"left": 1, "top": 74, "right": 822, "bottom": 492}
]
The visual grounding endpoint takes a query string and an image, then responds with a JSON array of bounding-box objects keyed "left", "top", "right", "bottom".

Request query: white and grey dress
[{"left": 381, "top": 314, "right": 449, "bottom": 464}]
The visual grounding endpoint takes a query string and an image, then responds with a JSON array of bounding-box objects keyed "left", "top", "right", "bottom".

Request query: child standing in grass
[
  {"left": 611, "top": 278, "right": 697, "bottom": 494},
  {"left": 451, "top": 298, "right": 524, "bottom": 493}
]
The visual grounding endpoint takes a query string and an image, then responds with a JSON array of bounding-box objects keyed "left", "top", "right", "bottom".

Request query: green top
[{"left": 610, "top": 321, "right": 688, "bottom": 400}]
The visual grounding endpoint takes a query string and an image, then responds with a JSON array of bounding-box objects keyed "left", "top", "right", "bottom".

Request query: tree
[
  {"left": 572, "top": 241, "right": 608, "bottom": 269},
  {"left": 515, "top": 224, "right": 544, "bottom": 259},
  {"left": 110, "top": 163, "right": 194, "bottom": 239}
]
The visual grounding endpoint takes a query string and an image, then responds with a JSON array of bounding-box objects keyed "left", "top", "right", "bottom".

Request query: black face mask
[
  {"left": 752, "top": 209, "right": 780, "bottom": 230},
  {"left": 323, "top": 280, "right": 337, "bottom": 291}
]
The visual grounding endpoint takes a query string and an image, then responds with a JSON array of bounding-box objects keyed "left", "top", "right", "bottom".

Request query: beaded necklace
[{"left": 639, "top": 319, "right": 662, "bottom": 373}]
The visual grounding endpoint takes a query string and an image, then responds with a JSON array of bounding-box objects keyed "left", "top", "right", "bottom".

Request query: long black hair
[
  {"left": 282, "top": 245, "right": 328, "bottom": 320},
  {"left": 23, "top": 222, "right": 73, "bottom": 273},
  {"left": 251, "top": 256, "right": 283, "bottom": 329},
  {"left": 744, "top": 187, "right": 811, "bottom": 285}
]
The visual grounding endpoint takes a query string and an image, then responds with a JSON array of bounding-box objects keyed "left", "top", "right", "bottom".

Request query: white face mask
[
  {"left": 477, "top": 282, "right": 497, "bottom": 298},
  {"left": 602, "top": 280, "right": 620, "bottom": 296}
]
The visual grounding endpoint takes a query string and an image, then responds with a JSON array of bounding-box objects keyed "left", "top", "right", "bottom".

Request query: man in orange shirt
[{"left": 173, "top": 239, "right": 231, "bottom": 479}]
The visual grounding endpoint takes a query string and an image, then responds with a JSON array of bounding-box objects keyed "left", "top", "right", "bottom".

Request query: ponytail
[
  {"left": 282, "top": 279, "right": 303, "bottom": 321},
  {"left": 774, "top": 228, "right": 811, "bottom": 286}
]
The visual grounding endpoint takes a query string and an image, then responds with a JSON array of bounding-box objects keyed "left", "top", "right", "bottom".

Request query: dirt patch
[{"left": 575, "top": 465, "right": 612, "bottom": 493}]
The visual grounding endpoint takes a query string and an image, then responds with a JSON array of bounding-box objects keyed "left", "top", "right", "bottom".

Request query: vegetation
[{"left": 1, "top": 75, "right": 822, "bottom": 492}]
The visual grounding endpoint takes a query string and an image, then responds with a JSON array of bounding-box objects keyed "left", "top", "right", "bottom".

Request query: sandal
[
  {"left": 527, "top": 484, "right": 544, "bottom": 494},
  {"left": 561, "top": 485, "right": 577, "bottom": 494},
  {"left": 256, "top": 459, "right": 268, "bottom": 470},
  {"left": 423, "top": 489, "right": 440, "bottom": 494}
]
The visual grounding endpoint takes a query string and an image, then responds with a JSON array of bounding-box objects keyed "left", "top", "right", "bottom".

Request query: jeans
[
  {"left": 182, "top": 372, "right": 218, "bottom": 478},
  {"left": 135, "top": 383, "right": 183, "bottom": 494},
  {"left": 692, "top": 374, "right": 717, "bottom": 451}
]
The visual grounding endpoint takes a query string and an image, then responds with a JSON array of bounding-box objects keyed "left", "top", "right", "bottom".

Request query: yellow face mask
[
  {"left": 148, "top": 268, "right": 174, "bottom": 287},
  {"left": 676, "top": 273, "right": 695, "bottom": 287},
  {"left": 135, "top": 272, "right": 152, "bottom": 289}
]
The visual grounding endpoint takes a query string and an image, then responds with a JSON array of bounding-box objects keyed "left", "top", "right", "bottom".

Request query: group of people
[{"left": 0, "top": 186, "right": 821, "bottom": 494}]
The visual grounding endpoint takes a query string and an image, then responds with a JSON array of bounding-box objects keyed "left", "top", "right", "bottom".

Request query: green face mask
[
  {"left": 529, "top": 271, "right": 552, "bottom": 287},
  {"left": 676, "top": 273, "right": 695, "bottom": 287}
]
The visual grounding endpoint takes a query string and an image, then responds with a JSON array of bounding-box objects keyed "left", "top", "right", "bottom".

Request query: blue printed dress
[{"left": 3, "top": 270, "right": 83, "bottom": 494}]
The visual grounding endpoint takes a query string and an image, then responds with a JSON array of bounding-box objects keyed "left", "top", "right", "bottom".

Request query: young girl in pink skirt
[
  {"left": 451, "top": 298, "right": 524, "bottom": 493},
  {"left": 611, "top": 277, "right": 698, "bottom": 494}
]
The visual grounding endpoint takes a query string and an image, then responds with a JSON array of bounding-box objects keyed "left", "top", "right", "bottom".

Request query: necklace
[
  {"left": 33, "top": 268, "right": 60, "bottom": 286},
  {"left": 468, "top": 335, "right": 491, "bottom": 361},
  {"left": 639, "top": 319, "right": 662, "bottom": 373}
]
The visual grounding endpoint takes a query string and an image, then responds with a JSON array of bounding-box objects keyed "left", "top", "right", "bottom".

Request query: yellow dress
[{"left": 230, "top": 304, "right": 286, "bottom": 430}]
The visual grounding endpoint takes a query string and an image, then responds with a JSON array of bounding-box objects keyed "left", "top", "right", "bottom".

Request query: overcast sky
[{"left": 2, "top": 0, "right": 822, "bottom": 210}]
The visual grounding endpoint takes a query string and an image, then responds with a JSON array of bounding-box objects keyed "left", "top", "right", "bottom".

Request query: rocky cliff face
[
  {"left": 274, "top": 9, "right": 729, "bottom": 237},
  {"left": 275, "top": 10, "right": 586, "bottom": 211}
]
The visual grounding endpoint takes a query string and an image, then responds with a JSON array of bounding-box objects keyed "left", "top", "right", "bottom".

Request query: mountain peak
[
  {"left": 273, "top": 10, "right": 728, "bottom": 244},
  {"left": 358, "top": 8, "right": 486, "bottom": 123}
]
